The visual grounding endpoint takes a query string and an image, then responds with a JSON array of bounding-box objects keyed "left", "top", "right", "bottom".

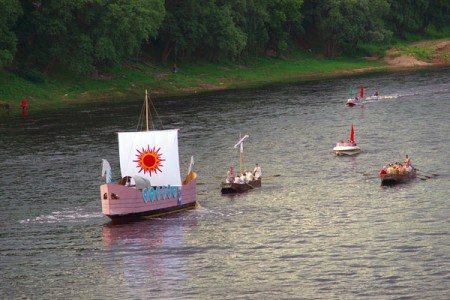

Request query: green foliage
[
  {"left": 11, "top": 64, "right": 46, "bottom": 83},
  {"left": 158, "top": 0, "right": 248, "bottom": 62},
  {"left": 157, "top": 0, "right": 305, "bottom": 62},
  {"left": 425, "top": 25, "right": 450, "bottom": 39},
  {"left": 395, "top": 44, "right": 433, "bottom": 61},
  {"left": 1, "top": 46, "right": 387, "bottom": 116},
  {"left": 230, "top": 0, "right": 270, "bottom": 52},
  {"left": 303, "top": 0, "right": 391, "bottom": 57},
  {"left": 354, "top": 42, "right": 386, "bottom": 57},
  {"left": 14, "top": 0, "right": 165, "bottom": 75},
  {"left": 157, "top": 0, "right": 208, "bottom": 62},
  {"left": 2, "top": 0, "right": 448, "bottom": 78},
  {"left": 386, "top": 0, "right": 450, "bottom": 37},
  {"left": 0, "top": 0, "right": 22, "bottom": 66},
  {"left": 203, "top": 4, "right": 247, "bottom": 60},
  {"left": 267, "top": 0, "right": 304, "bottom": 54}
]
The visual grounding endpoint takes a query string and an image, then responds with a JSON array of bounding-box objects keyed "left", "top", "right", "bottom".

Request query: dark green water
[{"left": 1, "top": 68, "right": 449, "bottom": 299}]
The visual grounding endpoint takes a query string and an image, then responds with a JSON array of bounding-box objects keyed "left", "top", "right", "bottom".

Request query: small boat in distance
[
  {"left": 100, "top": 90, "right": 197, "bottom": 222},
  {"left": 221, "top": 134, "right": 262, "bottom": 194},
  {"left": 365, "top": 90, "right": 380, "bottom": 100},
  {"left": 346, "top": 85, "right": 363, "bottom": 107},
  {"left": 333, "top": 124, "right": 361, "bottom": 156},
  {"left": 346, "top": 97, "right": 360, "bottom": 107}
]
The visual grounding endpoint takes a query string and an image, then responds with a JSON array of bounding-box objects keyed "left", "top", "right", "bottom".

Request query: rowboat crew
[{"left": 379, "top": 155, "right": 416, "bottom": 185}]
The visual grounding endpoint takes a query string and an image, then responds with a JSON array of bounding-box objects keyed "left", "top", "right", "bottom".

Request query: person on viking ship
[
  {"left": 246, "top": 170, "right": 254, "bottom": 182},
  {"left": 240, "top": 172, "right": 247, "bottom": 183},
  {"left": 226, "top": 167, "right": 234, "bottom": 183},
  {"left": 253, "top": 163, "right": 261, "bottom": 179}
]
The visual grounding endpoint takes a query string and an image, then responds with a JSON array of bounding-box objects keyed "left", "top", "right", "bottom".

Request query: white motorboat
[{"left": 333, "top": 124, "right": 361, "bottom": 156}]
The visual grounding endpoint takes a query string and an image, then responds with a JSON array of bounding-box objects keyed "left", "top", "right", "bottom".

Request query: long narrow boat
[
  {"left": 220, "top": 134, "right": 262, "bottom": 194},
  {"left": 221, "top": 178, "right": 262, "bottom": 194},
  {"left": 100, "top": 91, "right": 196, "bottom": 222},
  {"left": 379, "top": 163, "right": 417, "bottom": 186},
  {"left": 380, "top": 170, "right": 417, "bottom": 185},
  {"left": 333, "top": 124, "right": 361, "bottom": 156}
]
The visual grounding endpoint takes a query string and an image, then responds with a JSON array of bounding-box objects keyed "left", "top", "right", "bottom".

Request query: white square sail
[{"left": 118, "top": 129, "right": 182, "bottom": 186}]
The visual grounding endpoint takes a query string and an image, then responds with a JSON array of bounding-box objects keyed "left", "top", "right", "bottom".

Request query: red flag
[
  {"left": 350, "top": 124, "right": 355, "bottom": 143},
  {"left": 360, "top": 85, "right": 364, "bottom": 98}
]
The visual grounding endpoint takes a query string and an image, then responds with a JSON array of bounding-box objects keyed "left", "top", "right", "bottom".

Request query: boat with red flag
[
  {"left": 100, "top": 90, "right": 197, "bottom": 222},
  {"left": 346, "top": 85, "right": 364, "bottom": 107},
  {"left": 333, "top": 124, "right": 361, "bottom": 156}
]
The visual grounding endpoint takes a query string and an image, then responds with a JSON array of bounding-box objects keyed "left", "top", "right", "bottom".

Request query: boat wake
[
  {"left": 19, "top": 208, "right": 103, "bottom": 224},
  {"left": 368, "top": 86, "right": 449, "bottom": 102}
]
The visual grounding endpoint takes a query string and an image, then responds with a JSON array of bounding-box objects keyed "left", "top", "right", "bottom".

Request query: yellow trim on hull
[
  {"left": 335, "top": 149, "right": 361, "bottom": 155},
  {"left": 142, "top": 203, "right": 197, "bottom": 219}
]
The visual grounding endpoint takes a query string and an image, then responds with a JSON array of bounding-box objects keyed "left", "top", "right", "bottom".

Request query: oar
[
  {"left": 416, "top": 169, "right": 438, "bottom": 177},
  {"left": 416, "top": 175, "right": 428, "bottom": 181},
  {"left": 414, "top": 170, "right": 431, "bottom": 180},
  {"left": 418, "top": 173, "right": 432, "bottom": 179},
  {"left": 214, "top": 174, "right": 281, "bottom": 179},
  {"left": 262, "top": 174, "right": 281, "bottom": 180}
]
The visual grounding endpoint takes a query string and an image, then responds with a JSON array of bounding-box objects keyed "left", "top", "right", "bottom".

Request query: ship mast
[
  {"left": 145, "top": 89, "right": 151, "bottom": 131},
  {"left": 233, "top": 134, "right": 249, "bottom": 175},
  {"left": 239, "top": 136, "right": 243, "bottom": 174}
]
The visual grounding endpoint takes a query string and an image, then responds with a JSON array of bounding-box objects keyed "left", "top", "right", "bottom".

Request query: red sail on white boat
[
  {"left": 350, "top": 123, "right": 355, "bottom": 143},
  {"left": 333, "top": 123, "right": 361, "bottom": 156}
]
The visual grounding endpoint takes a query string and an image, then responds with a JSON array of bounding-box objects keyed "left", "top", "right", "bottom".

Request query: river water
[{"left": 1, "top": 68, "right": 449, "bottom": 299}]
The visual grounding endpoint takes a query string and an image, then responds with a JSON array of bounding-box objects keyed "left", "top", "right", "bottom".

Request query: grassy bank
[{"left": 1, "top": 39, "right": 449, "bottom": 117}]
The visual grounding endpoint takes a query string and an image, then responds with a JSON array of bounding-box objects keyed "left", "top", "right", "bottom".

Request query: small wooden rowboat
[
  {"left": 221, "top": 178, "right": 261, "bottom": 194},
  {"left": 221, "top": 134, "right": 262, "bottom": 194},
  {"left": 380, "top": 169, "right": 417, "bottom": 186}
]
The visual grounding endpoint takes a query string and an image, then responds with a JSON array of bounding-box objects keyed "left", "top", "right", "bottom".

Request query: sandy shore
[{"left": 376, "top": 39, "right": 450, "bottom": 68}]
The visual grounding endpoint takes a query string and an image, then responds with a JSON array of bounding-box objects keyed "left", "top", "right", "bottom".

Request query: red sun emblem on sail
[{"left": 134, "top": 146, "right": 165, "bottom": 175}]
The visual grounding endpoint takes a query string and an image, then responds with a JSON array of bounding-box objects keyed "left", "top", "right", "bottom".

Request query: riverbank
[{"left": 1, "top": 39, "right": 449, "bottom": 117}]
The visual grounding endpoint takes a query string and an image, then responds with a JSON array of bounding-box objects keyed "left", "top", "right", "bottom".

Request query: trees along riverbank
[{"left": 1, "top": 39, "right": 450, "bottom": 117}]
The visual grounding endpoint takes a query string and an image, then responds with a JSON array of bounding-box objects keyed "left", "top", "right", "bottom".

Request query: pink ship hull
[{"left": 100, "top": 172, "right": 197, "bottom": 221}]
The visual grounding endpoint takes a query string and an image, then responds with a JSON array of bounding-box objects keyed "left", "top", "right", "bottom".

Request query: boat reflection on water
[{"left": 102, "top": 215, "right": 197, "bottom": 296}]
